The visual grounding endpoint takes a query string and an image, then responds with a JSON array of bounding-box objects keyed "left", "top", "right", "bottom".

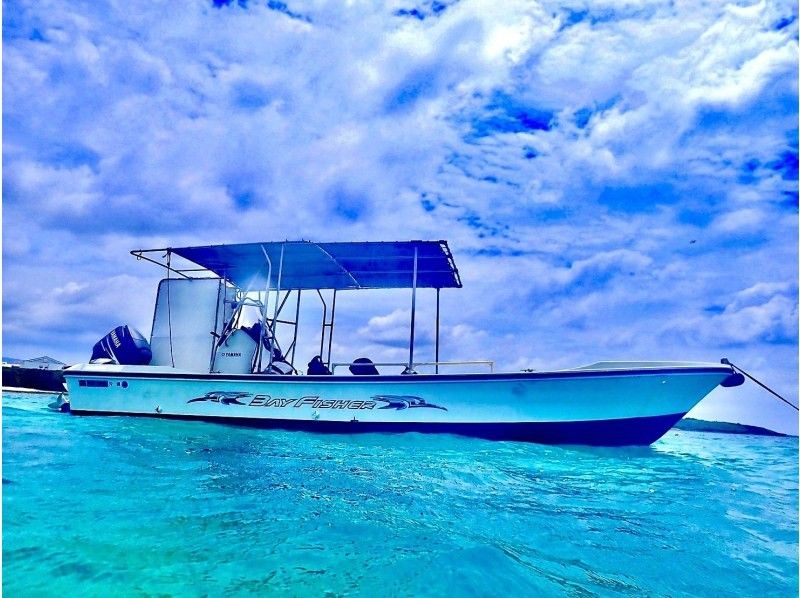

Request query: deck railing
[{"left": 330, "top": 360, "right": 494, "bottom": 374}]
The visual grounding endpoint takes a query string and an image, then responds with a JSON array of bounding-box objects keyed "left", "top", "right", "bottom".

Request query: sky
[{"left": 3, "top": 0, "right": 798, "bottom": 433}]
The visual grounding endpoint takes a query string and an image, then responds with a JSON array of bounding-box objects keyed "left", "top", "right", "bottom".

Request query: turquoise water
[{"left": 3, "top": 392, "right": 797, "bottom": 596}]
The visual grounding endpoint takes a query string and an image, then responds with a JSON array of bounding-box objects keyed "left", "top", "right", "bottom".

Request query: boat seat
[
  {"left": 263, "top": 359, "right": 295, "bottom": 375},
  {"left": 261, "top": 348, "right": 297, "bottom": 375},
  {"left": 242, "top": 321, "right": 281, "bottom": 354},
  {"left": 350, "top": 357, "right": 379, "bottom": 376},
  {"left": 307, "top": 355, "right": 332, "bottom": 375}
]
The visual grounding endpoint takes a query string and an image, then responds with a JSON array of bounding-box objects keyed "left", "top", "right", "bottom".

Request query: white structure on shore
[{"left": 19, "top": 356, "right": 65, "bottom": 370}]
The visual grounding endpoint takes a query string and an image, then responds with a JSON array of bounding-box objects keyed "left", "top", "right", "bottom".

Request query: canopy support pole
[
  {"left": 327, "top": 290, "right": 337, "bottom": 368},
  {"left": 317, "top": 290, "right": 327, "bottom": 359},
  {"left": 435, "top": 288, "right": 440, "bottom": 374},
  {"left": 407, "top": 247, "right": 418, "bottom": 373},
  {"left": 289, "top": 290, "right": 301, "bottom": 368},
  {"left": 131, "top": 249, "right": 191, "bottom": 279},
  {"left": 256, "top": 246, "right": 273, "bottom": 372},
  {"left": 267, "top": 244, "right": 285, "bottom": 371}
]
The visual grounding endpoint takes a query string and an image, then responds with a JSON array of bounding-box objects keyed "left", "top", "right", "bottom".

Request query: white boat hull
[{"left": 63, "top": 363, "right": 737, "bottom": 446}]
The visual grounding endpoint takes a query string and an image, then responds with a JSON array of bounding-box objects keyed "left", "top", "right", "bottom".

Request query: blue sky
[{"left": 3, "top": 0, "right": 798, "bottom": 433}]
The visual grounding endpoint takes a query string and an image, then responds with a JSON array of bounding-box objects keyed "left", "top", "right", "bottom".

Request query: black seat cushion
[
  {"left": 307, "top": 355, "right": 332, "bottom": 375},
  {"left": 349, "top": 357, "right": 379, "bottom": 376}
]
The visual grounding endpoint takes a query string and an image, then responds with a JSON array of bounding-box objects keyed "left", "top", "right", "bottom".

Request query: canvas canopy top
[{"left": 135, "top": 240, "right": 462, "bottom": 291}]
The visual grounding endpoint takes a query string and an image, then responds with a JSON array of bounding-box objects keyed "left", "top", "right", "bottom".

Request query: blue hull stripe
[
  {"left": 68, "top": 411, "right": 687, "bottom": 446},
  {"left": 63, "top": 367, "right": 732, "bottom": 384}
]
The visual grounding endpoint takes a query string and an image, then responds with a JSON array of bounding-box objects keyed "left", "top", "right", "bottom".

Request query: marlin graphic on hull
[
  {"left": 372, "top": 395, "right": 447, "bottom": 411},
  {"left": 187, "top": 391, "right": 251, "bottom": 405}
]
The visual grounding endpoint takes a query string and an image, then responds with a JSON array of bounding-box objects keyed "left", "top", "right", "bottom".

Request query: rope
[{"left": 721, "top": 358, "right": 798, "bottom": 412}]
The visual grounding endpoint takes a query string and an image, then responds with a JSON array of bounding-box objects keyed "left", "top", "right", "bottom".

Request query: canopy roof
[{"left": 159, "top": 241, "right": 462, "bottom": 290}]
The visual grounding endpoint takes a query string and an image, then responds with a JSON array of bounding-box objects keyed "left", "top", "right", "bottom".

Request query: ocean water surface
[{"left": 3, "top": 391, "right": 797, "bottom": 596}]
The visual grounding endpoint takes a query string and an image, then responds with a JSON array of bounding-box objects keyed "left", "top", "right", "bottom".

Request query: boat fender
[{"left": 721, "top": 372, "right": 745, "bottom": 387}]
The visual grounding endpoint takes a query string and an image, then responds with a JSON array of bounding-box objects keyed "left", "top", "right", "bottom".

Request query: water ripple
[{"left": 3, "top": 392, "right": 797, "bottom": 595}]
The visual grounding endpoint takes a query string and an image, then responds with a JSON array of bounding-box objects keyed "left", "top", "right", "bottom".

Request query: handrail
[{"left": 330, "top": 360, "right": 494, "bottom": 373}]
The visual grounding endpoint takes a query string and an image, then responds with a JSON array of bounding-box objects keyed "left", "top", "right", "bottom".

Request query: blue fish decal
[
  {"left": 187, "top": 391, "right": 251, "bottom": 405},
  {"left": 371, "top": 395, "right": 447, "bottom": 411}
]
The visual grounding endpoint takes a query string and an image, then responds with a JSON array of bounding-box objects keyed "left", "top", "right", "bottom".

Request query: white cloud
[
  {"left": 664, "top": 281, "right": 798, "bottom": 346},
  {"left": 358, "top": 308, "right": 413, "bottom": 345},
  {"left": 711, "top": 207, "right": 766, "bottom": 233}
]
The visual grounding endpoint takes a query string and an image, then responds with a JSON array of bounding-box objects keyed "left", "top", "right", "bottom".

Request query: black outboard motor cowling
[{"left": 91, "top": 325, "right": 152, "bottom": 365}]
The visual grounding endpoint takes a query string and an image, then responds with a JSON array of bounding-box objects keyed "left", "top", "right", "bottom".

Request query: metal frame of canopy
[
  {"left": 133, "top": 240, "right": 462, "bottom": 290},
  {"left": 130, "top": 241, "right": 471, "bottom": 375}
]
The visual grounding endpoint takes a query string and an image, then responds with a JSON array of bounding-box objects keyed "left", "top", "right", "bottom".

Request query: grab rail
[{"left": 330, "top": 360, "right": 494, "bottom": 374}]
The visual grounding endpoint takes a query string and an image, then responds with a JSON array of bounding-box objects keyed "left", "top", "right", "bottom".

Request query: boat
[
  {"left": 63, "top": 240, "right": 743, "bottom": 446},
  {"left": 3, "top": 357, "right": 67, "bottom": 393}
]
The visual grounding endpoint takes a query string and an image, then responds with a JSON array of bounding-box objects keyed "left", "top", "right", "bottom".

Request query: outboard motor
[{"left": 91, "top": 325, "right": 152, "bottom": 365}]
